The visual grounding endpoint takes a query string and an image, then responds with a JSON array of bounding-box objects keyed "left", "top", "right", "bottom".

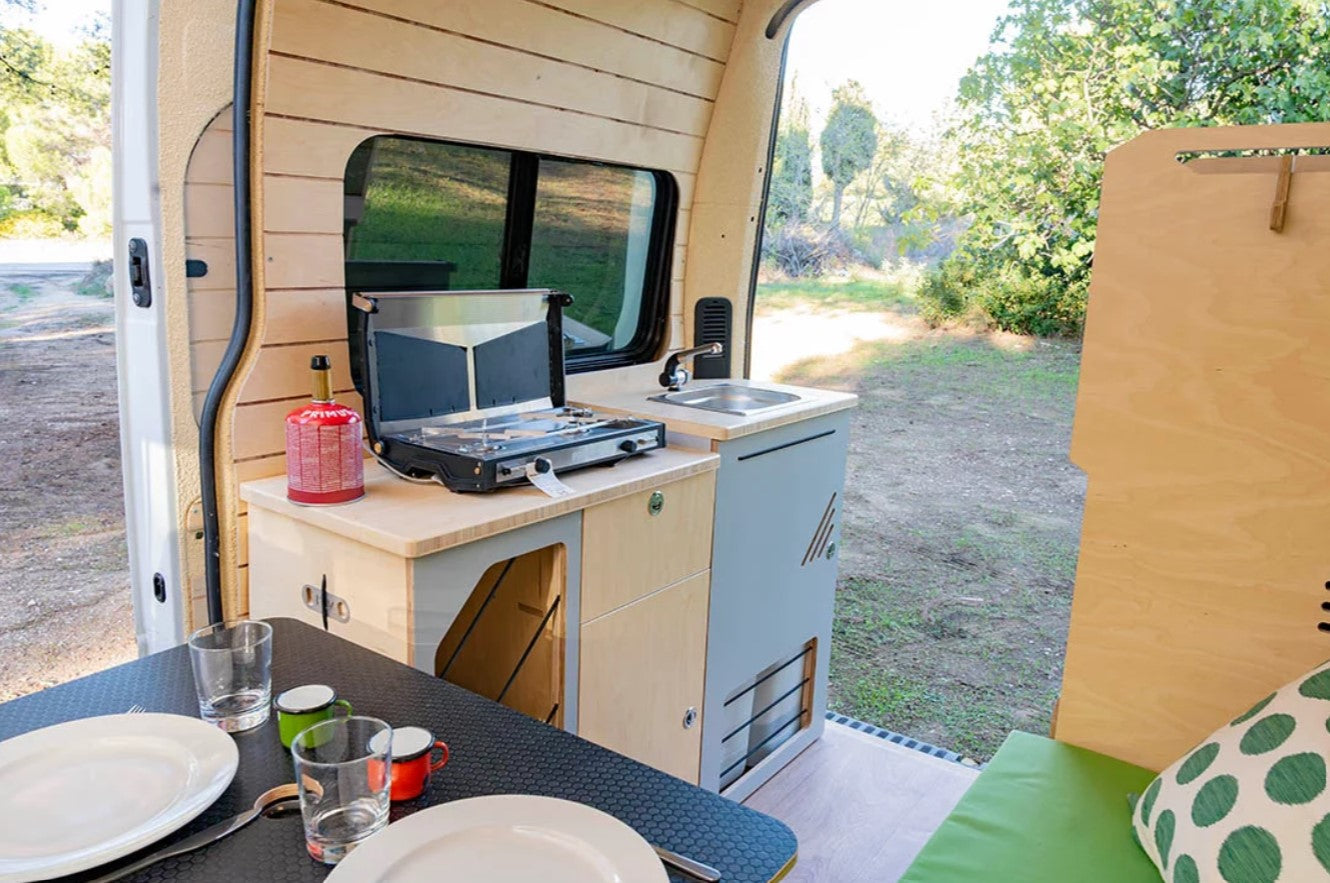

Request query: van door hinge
[{"left": 128, "top": 237, "right": 152, "bottom": 308}]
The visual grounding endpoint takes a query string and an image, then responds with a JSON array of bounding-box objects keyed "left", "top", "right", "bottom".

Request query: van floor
[{"left": 743, "top": 722, "right": 978, "bottom": 882}]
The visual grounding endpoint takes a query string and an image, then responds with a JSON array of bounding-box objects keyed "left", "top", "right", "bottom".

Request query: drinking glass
[
  {"left": 187, "top": 619, "right": 273, "bottom": 732},
  {"left": 292, "top": 716, "right": 392, "bottom": 864}
]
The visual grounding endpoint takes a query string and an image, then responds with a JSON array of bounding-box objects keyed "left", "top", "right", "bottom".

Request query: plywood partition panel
[{"left": 1056, "top": 123, "right": 1330, "bottom": 771}]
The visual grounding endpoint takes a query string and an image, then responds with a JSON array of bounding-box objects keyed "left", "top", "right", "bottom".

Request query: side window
[
  {"left": 344, "top": 139, "right": 509, "bottom": 291},
  {"left": 343, "top": 136, "right": 675, "bottom": 368},
  {"left": 529, "top": 161, "right": 659, "bottom": 354}
]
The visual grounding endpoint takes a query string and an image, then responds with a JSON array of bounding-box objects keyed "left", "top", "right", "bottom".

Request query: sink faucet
[{"left": 659, "top": 343, "right": 723, "bottom": 391}]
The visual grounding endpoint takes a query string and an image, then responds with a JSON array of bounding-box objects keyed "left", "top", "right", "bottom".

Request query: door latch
[{"left": 127, "top": 238, "right": 152, "bottom": 308}]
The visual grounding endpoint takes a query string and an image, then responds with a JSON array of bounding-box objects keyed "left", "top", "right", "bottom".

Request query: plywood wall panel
[
  {"left": 233, "top": 386, "right": 362, "bottom": 460},
  {"left": 186, "top": 239, "right": 237, "bottom": 292},
  {"left": 185, "top": 128, "right": 234, "bottom": 184},
  {"left": 263, "top": 117, "right": 371, "bottom": 179},
  {"left": 271, "top": 0, "right": 714, "bottom": 137},
  {"left": 195, "top": 339, "right": 352, "bottom": 403},
  {"left": 264, "top": 55, "right": 704, "bottom": 174},
  {"left": 189, "top": 289, "right": 349, "bottom": 346},
  {"left": 343, "top": 0, "right": 725, "bottom": 98},
  {"left": 184, "top": 183, "right": 234, "bottom": 238},
  {"left": 262, "top": 176, "right": 342, "bottom": 234},
  {"left": 263, "top": 233, "right": 345, "bottom": 289},
  {"left": 1055, "top": 123, "right": 1330, "bottom": 771},
  {"left": 552, "top": 0, "right": 736, "bottom": 62},
  {"left": 673, "top": 0, "right": 743, "bottom": 23},
  {"left": 262, "top": 116, "right": 700, "bottom": 208}
]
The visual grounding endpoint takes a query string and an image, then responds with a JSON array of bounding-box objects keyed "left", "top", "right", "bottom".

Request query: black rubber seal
[{"left": 199, "top": 0, "right": 257, "bottom": 626}]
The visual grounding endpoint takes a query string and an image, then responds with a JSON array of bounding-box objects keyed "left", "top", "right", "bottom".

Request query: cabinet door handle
[
  {"left": 682, "top": 706, "right": 698, "bottom": 729},
  {"left": 648, "top": 490, "right": 665, "bottom": 516}
]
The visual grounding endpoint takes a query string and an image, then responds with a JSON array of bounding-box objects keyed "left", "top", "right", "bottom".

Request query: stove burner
[{"left": 379, "top": 406, "right": 666, "bottom": 492}]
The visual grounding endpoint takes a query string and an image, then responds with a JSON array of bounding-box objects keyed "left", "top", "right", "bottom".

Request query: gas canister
[{"left": 285, "top": 355, "right": 365, "bottom": 505}]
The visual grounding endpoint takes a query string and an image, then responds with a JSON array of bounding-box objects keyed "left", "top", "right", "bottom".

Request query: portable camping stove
[
  {"left": 348, "top": 287, "right": 665, "bottom": 493},
  {"left": 382, "top": 405, "right": 664, "bottom": 492}
]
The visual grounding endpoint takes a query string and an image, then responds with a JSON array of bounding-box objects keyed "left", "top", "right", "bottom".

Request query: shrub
[
  {"left": 762, "top": 223, "right": 848, "bottom": 278},
  {"left": 919, "top": 258, "right": 1086, "bottom": 337},
  {"left": 918, "top": 260, "right": 974, "bottom": 326},
  {"left": 0, "top": 210, "right": 67, "bottom": 239},
  {"left": 77, "top": 260, "right": 113, "bottom": 299}
]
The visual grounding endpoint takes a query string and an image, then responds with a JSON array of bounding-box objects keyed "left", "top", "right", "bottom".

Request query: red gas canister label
[{"left": 285, "top": 402, "right": 365, "bottom": 505}]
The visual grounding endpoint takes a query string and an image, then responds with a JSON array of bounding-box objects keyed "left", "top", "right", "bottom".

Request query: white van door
[{"left": 112, "top": 0, "right": 186, "bottom": 653}]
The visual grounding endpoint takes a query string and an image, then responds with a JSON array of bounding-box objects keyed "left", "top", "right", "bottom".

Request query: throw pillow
[{"left": 1132, "top": 660, "right": 1330, "bottom": 882}]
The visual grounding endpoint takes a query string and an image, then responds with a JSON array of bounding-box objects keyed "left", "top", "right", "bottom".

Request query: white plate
[
  {"left": 327, "top": 795, "right": 668, "bottom": 883},
  {"left": 0, "top": 713, "right": 239, "bottom": 882}
]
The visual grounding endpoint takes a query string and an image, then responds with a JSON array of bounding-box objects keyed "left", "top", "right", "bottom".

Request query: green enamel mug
[{"left": 274, "top": 684, "right": 353, "bottom": 748}]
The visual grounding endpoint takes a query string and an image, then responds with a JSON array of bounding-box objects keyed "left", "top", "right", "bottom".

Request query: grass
[
  {"left": 76, "top": 261, "right": 113, "bottom": 299},
  {"left": 760, "top": 273, "right": 1083, "bottom": 761},
  {"left": 756, "top": 276, "right": 917, "bottom": 312},
  {"left": 6, "top": 283, "right": 37, "bottom": 302}
]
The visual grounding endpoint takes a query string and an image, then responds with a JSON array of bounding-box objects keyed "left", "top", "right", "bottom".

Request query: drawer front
[
  {"left": 580, "top": 470, "right": 715, "bottom": 622},
  {"left": 579, "top": 571, "right": 709, "bottom": 783},
  {"left": 247, "top": 508, "right": 412, "bottom": 663}
]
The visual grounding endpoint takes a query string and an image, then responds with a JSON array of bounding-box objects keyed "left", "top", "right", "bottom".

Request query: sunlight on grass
[{"left": 756, "top": 275, "right": 917, "bottom": 313}]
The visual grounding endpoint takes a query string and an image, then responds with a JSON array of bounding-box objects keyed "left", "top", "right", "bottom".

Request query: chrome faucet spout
[{"left": 659, "top": 342, "right": 723, "bottom": 391}]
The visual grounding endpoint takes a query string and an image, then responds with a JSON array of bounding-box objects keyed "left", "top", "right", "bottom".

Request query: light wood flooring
[{"left": 743, "top": 722, "right": 978, "bottom": 882}]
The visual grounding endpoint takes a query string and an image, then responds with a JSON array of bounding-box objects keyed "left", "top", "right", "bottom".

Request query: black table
[{"left": 0, "top": 618, "right": 796, "bottom": 882}]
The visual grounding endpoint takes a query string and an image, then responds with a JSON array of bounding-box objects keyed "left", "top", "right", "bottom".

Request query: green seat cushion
[{"left": 900, "top": 730, "right": 1161, "bottom": 883}]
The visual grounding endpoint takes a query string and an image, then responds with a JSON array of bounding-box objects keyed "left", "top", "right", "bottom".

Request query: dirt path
[
  {"left": 0, "top": 273, "right": 137, "bottom": 701},
  {"left": 753, "top": 301, "right": 1084, "bottom": 761}
]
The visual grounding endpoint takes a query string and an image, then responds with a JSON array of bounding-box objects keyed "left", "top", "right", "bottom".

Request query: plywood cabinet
[
  {"left": 576, "top": 471, "right": 715, "bottom": 780},
  {"left": 579, "top": 471, "right": 715, "bottom": 622},
  {"left": 579, "top": 572, "right": 710, "bottom": 782}
]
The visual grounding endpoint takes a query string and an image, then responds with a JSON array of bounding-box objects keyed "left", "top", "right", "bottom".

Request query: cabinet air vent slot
[
  {"left": 692, "top": 297, "right": 732, "bottom": 379},
  {"left": 718, "top": 641, "right": 817, "bottom": 791}
]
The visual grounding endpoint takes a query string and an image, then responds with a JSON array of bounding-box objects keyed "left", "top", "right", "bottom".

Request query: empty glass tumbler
[
  {"left": 292, "top": 716, "right": 393, "bottom": 864},
  {"left": 187, "top": 619, "right": 273, "bottom": 732}
]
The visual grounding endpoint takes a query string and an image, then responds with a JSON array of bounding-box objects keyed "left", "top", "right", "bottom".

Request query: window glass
[
  {"left": 529, "top": 161, "right": 657, "bottom": 354},
  {"left": 344, "top": 136, "right": 673, "bottom": 367},
  {"left": 345, "top": 139, "right": 509, "bottom": 290}
]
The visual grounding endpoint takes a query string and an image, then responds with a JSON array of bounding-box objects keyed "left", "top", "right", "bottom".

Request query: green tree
[
  {"left": 819, "top": 81, "right": 878, "bottom": 229},
  {"left": 0, "top": 14, "right": 110, "bottom": 236},
  {"left": 934, "top": 0, "right": 1330, "bottom": 335},
  {"left": 769, "top": 85, "right": 814, "bottom": 224}
]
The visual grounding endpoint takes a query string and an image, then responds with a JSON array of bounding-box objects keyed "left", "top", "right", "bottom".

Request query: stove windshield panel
[{"left": 363, "top": 290, "right": 556, "bottom": 435}]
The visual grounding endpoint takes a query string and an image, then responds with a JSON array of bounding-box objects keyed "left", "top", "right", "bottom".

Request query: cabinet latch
[{"left": 302, "top": 576, "right": 351, "bottom": 629}]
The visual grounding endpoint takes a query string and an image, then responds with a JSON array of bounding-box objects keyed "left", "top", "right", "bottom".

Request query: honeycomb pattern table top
[{"left": 0, "top": 618, "right": 796, "bottom": 882}]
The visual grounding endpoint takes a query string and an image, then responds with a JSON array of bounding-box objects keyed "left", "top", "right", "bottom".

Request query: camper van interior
[{"left": 2, "top": 0, "right": 1330, "bottom": 880}]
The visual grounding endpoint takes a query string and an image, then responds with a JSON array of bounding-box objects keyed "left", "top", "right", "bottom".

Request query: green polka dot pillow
[{"left": 1132, "top": 661, "right": 1330, "bottom": 882}]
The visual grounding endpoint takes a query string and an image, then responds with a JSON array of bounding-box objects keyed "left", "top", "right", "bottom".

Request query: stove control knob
[
  {"left": 619, "top": 439, "right": 638, "bottom": 453},
  {"left": 532, "top": 457, "right": 553, "bottom": 475}
]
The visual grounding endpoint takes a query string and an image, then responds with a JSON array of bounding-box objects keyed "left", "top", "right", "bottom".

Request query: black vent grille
[{"left": 693, "top": 297, "right": 732, "bottom": 379}]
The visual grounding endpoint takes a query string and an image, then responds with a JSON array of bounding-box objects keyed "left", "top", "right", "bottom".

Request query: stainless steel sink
[{"left": 649, "top": 383, "right": 801, "bottom": 416}]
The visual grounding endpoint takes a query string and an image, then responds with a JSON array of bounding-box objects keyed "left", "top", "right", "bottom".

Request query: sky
[
  {"left": 784, "top": 0, "right": 1013, "bottom": 132},
  {"left": 13, "top": 0, "right": 108, "bottom": 44}
]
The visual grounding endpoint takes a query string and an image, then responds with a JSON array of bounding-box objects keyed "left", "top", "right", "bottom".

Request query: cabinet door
[
  {"left": 247, "top": 508, "right": 412, "bottom": 663},
  {"left": 578, "top": 571, "right": 709, "bottom": 782},
  {"left": 580, "top": 471, "right": 714, "bottom": 622}
]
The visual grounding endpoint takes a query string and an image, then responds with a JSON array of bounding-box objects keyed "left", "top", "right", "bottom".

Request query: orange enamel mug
[{"left": 368, "top": 726, "right": 450, "bottom": 802}]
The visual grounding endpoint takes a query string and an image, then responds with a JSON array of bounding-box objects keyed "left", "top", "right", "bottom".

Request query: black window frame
[{"left": 343, "top": 135, "right": 678, "bottom": 374}]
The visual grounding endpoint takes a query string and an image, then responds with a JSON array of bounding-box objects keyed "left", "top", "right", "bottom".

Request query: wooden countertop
[
  {"left": 574, "top": 379, "right": 858, "bottom": 442},
  {"left": 240, "top": 447, "right": 719, "bottom": 559}
]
